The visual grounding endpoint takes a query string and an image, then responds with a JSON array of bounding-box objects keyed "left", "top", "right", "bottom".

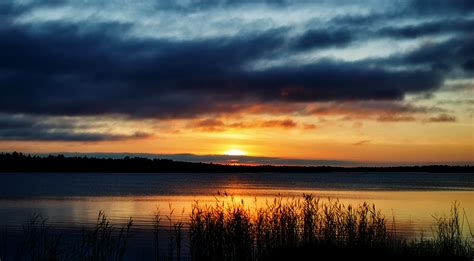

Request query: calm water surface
[{"left": 0, "top": 172, "right": 472, "bottom": 259}]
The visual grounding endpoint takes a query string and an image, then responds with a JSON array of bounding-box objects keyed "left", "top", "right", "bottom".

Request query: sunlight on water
[
  {"left": 0, "top": 172, "right": 472, "bottom": 240},
  {"left": 1, "top": 190, "right": 472, "bottom": 238},
  {"left": 0, "top": 172, "right": 472, "bottom": 260}
]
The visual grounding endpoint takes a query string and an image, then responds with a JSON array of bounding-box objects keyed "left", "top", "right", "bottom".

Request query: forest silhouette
[{"left": 1, "top": 152, "right": 471, "bottom": 173}]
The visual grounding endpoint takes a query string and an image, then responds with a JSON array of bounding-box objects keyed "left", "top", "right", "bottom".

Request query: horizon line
[{"left": 3, "top": 151, "right": 473, "bottom": 168}]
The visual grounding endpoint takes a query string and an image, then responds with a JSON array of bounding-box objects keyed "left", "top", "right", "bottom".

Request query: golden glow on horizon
[
  {"left": 1, "top": 94, "right": 473, "bottom": 164},
  {"left": 224, "top": 149, "right": 246, "bottom": 156}
]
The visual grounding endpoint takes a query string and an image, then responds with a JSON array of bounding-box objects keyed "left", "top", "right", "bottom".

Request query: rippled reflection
[{"left": 1, "top": 190, "right": 472, "bottom": 238}]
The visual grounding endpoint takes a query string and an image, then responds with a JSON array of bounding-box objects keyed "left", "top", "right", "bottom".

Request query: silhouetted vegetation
[
  {"left": 189, "top": 195, "right": 473, "bottom": 261},
  {"left": 15, "top": 212, "right": 133, "bottom": 261},
  {"left": 16, "top": 213, "right": 63, "bottom": 261},
  {"left": 153, "top": 208, "right": 161, "bottom": 261},
  {"left": 76, "top": 212, "right": 133, "bottom": 261},
  {"left": 1, "top": 152, "right": 472, "bottom": 173},
  {"left": 6, "top": 196, "right": 472, "bottom": 260}
]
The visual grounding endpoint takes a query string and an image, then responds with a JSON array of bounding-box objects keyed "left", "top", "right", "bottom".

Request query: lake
[{"left": 0, "top": 172, "right": 472, "bottom": 259}]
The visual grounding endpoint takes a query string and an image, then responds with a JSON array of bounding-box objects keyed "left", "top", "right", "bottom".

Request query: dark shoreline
[{"left": 1, "top": 152, "right": 472, "bottom": 173}]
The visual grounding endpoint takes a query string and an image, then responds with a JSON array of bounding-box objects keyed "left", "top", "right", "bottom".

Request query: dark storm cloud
[
  {"left": 0, "top": 21, "right": 447, "bottom": 118},
  {"left": 404, "top": 35, "right": 474, "bottom": 72},
  {"left": 327, "top": 13, "right": 384, "bottom": 27},
  {"left": 378, "top": 18, "right": 474, "bottom": 39},
  {"left": 0, "top": 0, "right": 298, "bottom": 16},
  {"left": 463, "top": 60, "right": 474, "bottom": 71},
  {"left": 375, "top": 34, "right": 474, "bottom": 74},
  {"left": 151, "top": 0, "right": 291, "bottom": 11},
  {"left": 0, "top": 129, "right": 149, "bottom": 141},
  {"left": 248, "top": 62, "right": 442, "bottom": 101},
  {"left": 291, "top": 29, "right": 353, "bottom": 51},
  {"left": 0, "top": 0, "right": 470, "bottom": 120},
  {"left": 409, "top": 0, "right": 474, "bottom": 15},
  {"left": 0, "top": 115, "right": 150, "bottom": 141}
]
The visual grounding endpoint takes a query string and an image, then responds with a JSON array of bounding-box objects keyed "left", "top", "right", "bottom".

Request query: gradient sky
[{"left": 0, "top": 0, "right": 473, "bottom": 165}]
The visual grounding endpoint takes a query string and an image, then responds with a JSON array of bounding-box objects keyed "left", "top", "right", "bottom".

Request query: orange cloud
[
  {"left": 305, "top": 101, "right": 451, "bottom": 123},
  {"left": 217, "top": 101, "right": 452, "bottom": 124},
  {"left": 303, "top": 123, "right": 318, "bottom": 130},
  {"left": 353, "top": 140, "right": 371, "bottom": 146},
  {"left": 426, "top": 114, "right": 457, "bottom": 122},
  {"left": 187, "top": 118, "right": 301, "bottom": 132}
]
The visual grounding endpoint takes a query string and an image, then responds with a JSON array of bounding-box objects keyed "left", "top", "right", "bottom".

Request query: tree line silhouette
[{"left": 0, "top": 152, "right": 472, "bottom": 173}]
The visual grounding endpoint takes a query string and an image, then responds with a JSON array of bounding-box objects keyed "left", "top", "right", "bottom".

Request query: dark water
[
  {"left": 0, "top": 172, "right": 473, "bottom": 260},
  {"left": 1, "top": 172, "right": 473, "bottom": 198}
]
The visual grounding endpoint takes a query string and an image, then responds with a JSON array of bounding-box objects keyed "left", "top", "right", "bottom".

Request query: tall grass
[
  {"left": 7, "top": 195, "right": 473, "bottom": 260},
  {"left": 190, "top": 197, "right": 253, "bottom": 261},
  {"left": 153, "top": 207, "right": 161, "bottom": 261},
  {"left": 16, "top": 213, "right": 63, "bottom": 261},
  {"left": 14, "top": 212, "right": 133, "bottom": 261},
  {"left": 77, "top": 211, "right": 133, "bottom": 261},
  {"left": 189, "top": 194, "right": 473, "bottom": 261},
  {"left": 163, "top": 204, "right": 185, "bottom": 261}
]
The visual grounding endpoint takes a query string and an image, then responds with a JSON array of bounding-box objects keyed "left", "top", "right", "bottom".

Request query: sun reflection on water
[{"left": 2, "top": 190, "right": 472, "bottom": 239}]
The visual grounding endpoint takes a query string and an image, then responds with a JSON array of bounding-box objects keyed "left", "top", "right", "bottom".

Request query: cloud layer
[
  {"left": 0, "top": 0, "right": 472, "bottom": 141},
  {"left": 0, "top": 114, "right": 151, "bottom": 141}
]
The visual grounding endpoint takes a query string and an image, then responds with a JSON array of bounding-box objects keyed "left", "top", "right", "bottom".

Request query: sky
[{"left": 0, "top": 0, "right": 473, "bottom": 165}]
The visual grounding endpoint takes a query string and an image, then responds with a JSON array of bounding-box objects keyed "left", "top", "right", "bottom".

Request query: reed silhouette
[
  {"left": 5, "top": 195, "right": 472, "bottom": 260},
  {"left": 189, "top": 195, "right": 472, "bottom": 261},
  {"left": 15, "top": 212, "right": 133, "bottom": 261}
]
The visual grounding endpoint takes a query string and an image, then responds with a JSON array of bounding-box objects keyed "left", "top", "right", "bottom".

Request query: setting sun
[{"left": 224, "top": 149, "right": 246, "bottom": 156}]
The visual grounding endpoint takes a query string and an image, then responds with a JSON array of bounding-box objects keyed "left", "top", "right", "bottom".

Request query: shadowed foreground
[
  {"left": 3, "top": 195, "right": 473, "bottom": 261},
  {"left": 189, "top": 195, "right": 472, "bottom": 261}
]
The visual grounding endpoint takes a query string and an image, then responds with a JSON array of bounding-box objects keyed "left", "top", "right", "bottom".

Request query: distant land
[{"left": 0, "top": 152, "right": 472, "bottom": 173}]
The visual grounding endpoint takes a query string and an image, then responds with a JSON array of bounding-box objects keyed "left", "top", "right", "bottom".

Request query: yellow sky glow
[{"left": 224, "top": 149, "right": 246, "bottom": 156}]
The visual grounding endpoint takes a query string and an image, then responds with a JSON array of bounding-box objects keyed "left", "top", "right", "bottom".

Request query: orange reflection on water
[{"left": 2, "top": 190, "right": 472, "bottom": 238}]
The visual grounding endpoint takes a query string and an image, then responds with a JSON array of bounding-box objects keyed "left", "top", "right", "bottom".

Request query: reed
[
  {"left": 432, "top": 202, "right": 471, "bottom": 257},
  {"left": 189, "top": 194, "right": 472, "bottom": 261},
  {"left": 153, "top": 207, "right": 161, "bottom": 261},
  {"left": 16, "top": 213, "right": 63, "bottom": 261},
  {"left": 9, "top": 195, "right": 473, "bottom": 260},
  {"left": 14, "top": 211, "right": 133, "bottom": 261},
  {"left": 77, "top": 211, "right": 133, "bottom": 261},
  {"left": 166, "top": 204, "right": 185, "bottom": 261}
]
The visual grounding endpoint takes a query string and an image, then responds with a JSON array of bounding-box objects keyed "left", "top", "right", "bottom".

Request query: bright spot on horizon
[{"left": 224, "top": 149, "right": 246, "bottom": 156}]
